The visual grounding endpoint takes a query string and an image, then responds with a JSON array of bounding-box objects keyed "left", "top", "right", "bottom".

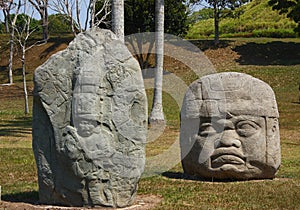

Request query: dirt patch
[
  {"left": 0, "top": 83, "right": 33, "bottom": 100},
  {"left": 280, "top": 129, "right": 300, "bottom": 144},
  {"left": 0, "top": 195, "right": 162, "bottom": 210},
  {"left": 204, "top": 46, "right": 240, "bottom": 71}
]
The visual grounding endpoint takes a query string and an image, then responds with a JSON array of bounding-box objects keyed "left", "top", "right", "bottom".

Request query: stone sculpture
[
  {"left": 180, "top": 72, "right": 281, "bottom": 180},
  {"left": 32, "top": 28, "right": 147, "bottom": 207}
]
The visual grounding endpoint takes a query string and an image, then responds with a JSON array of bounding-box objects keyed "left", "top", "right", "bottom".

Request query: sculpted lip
[{"left": 210, "top": 148, "right": 246, "bottom": 166}]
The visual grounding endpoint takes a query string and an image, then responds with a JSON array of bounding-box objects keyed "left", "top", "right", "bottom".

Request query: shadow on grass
[
  {"left": 162, "top": 171, "right": 202, "bottom": 180},
  {"left": 0, "top": 116, "right": 32, "bottom": 137},
  {"left": 282, "top": 141, "right": 300, "bottom": 146},
  {"left": 162, "top": 171, "right": 275, "bottom": 182},
  {"left": 233, "top": 41, "right": 300, "bottom": 66},
  {"left": 161, "top": 171, "right": 238, "bottom": 182},
  {"left": 0, "top": 65, "right": 7, "bottom": 72},
  {"left": 0, "top": 67, "right": 8, "bottom": 84},
  {"left": 2, "top": 191, "right": 39, "bottom": 204},
  {"left": 189, "top": 39, "right": 233, "bottom": 51},
  {"left": 162, "top": 171, "right": 222, "bottom": 182}
]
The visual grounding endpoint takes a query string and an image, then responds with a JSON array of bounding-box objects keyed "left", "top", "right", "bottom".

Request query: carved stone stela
[
  {"left": 180, "top": 72, "right": 281, "bottom": 180},
  {"left": 32, "top": 28, "right": 147, "bottom": 207}
]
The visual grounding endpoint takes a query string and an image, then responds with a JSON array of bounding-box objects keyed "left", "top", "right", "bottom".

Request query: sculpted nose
[{"left": 217, "top": 130, "right": 241, "bottom": 148}]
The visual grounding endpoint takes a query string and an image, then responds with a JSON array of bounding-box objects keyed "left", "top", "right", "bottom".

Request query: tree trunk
[
  {"left": 8, "top": 29, "right": 14, "bottom": 84},
  {"left": 213, "top": 4, "right": 219, "bottom": 45},
  {"left": 75, "top": 0, "right": 81, "bottom": 32},
  {"left": 29, "top": 0, "right": 49, "bottom": 41},
  {"left": 3, "top": 10, "right": 9, "bottom": 33},
  {"left": 149, "top": 0, "right": 165, "bottom": 124},
  {"left": 21, "top": 46, "right": 29, "bottom": 114},
  {"left": 7, "top": 0, "right": 21, "bottom": 84},
  {"left": 112, "top": 0, "right": 124, "bottom": 42},
  {"left": 90, "top": 0, "right": 95, "bottom": 28},
  {"left": 42, "top": 7, "right": 49, "bottom": 41}
]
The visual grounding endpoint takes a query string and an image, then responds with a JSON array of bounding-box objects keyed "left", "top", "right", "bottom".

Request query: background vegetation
[{"left": 187, "top": 0, "right": 299, "bottom": 39}]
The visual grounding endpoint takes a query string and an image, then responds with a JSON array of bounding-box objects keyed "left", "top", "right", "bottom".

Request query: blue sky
[{"left": 0, "top": 1, "right": 89, "bottom": 27}]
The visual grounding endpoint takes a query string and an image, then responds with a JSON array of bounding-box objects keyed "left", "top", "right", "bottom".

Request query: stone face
[
  {"left": 180, "top": 72, "right": 281, "bottom": 180},
  {"left": 32, "top": 28, "right": 147, "bottom": 207}
]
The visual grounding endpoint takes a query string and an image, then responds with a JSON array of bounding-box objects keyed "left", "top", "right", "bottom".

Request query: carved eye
[
  {"left": 199, "top": 123, "right": 217, "bottom": 136},
  {"left": 236, "top": 121, "right": 260, "bottom": 137}
]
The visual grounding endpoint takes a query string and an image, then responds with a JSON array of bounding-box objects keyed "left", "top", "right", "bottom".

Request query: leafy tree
[
  {"left": 269, "top": 0, "right": 300, "bottom": 33},
  {"left": 11, "top": 13, "right": 40, "bottom": 32},
  {"left": 28, "top": 0, "right": 49, "bottom": 41},
  {"left": 161, "top": 0, "right": 189, "bottom": 37},
  {"left": 190, "top": 0, "right": 249, "bottom": 45},
  {"left": 123, "top": 0, "right": 154, "bottom": 35},
  {"left": 189, "top": 8, "right": 214, "bottom": 24},
  {"left": 97, "top": 0, "right": 189, "bottom": 37},
  {"left": 48, "top": 14, "right": 73, "bottom": 34}
]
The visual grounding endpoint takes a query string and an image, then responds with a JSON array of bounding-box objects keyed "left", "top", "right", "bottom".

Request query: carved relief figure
[{"left": 32, "top": 28, "right": 147, "bottom": 207}]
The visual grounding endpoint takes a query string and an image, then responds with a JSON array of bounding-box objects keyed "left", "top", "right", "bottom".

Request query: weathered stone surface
[
  {"left": 180, "top": 72, "right": 281, "bottom": 180},
  {"left": 32, "top": 28, "right": 147, "bottom": 207}
]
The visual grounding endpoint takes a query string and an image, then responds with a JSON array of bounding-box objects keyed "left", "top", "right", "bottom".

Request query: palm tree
[
  {"left": 149, "top": 0, "right": 165, "bottom": 124},
  {"left": 111, "top": 0, "right": 124, "bottom": 42}
]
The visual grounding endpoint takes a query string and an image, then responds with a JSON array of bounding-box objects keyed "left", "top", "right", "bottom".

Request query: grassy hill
[
  {"left": 0, "top": 34, "right": 73, "bottom": 85},
  {"left": 186, "top": 0, "right": 298, "bottom": 39}
]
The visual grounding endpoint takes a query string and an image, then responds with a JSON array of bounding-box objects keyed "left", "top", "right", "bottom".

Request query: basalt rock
[
  {"left": 32, "top": 28, "right": 147, "bottom": 207},
  {"left": 180, "top": 72, "right": 281, "bottom": 180}
]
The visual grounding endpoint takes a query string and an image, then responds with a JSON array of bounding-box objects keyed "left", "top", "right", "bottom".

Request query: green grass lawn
[{"left": 0, "top": 37, "right": 300, "bottom": 209}]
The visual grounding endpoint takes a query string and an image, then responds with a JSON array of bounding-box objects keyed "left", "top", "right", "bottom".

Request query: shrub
[
  {"left": 48, "top": 14, "right": 73, "bottom": 34},
  {"left": 252, "top": 28, "right": 297, "bottom": 38}
]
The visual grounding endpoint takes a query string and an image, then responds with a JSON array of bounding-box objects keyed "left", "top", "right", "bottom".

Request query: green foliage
[
  {"left": 97, "top": 0, "right": 189, "bottom": 37},
  {"left": 190, "top": 0, "right": 250, "bottom": 44},
  {"left": 10, "top": 13, "right": 40, "bottom": 33},
  {"left": 187, "top": 19, "right": 215, "bottom": 38},
  {"left": 48, "top": 14, "right": 73, "bottom": 34},
  {"left": 252, "top": 28, "right": 297, "bottom": 37},
  {"left": 124, "top": 0, "right": 155, "bottom": 35},
  {"left": 187, "top": 0, "right": 298, "bottom": 38},
  {"left": 164, "top": 0, "right": 189, "bottom": 36},
  {"left": 190, "top": 0, "right": 249, "bottom": 10},
  {"left": 188, "top": 8, "right": 214, "bottom": 24},
  {"left": 269, "top": 0, "right": 300, "bottom": 34}
]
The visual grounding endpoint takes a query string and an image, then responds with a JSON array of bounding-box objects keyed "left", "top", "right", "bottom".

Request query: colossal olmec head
[{"left": 180, "top": 72, "right": 281, "bottom": 180}]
